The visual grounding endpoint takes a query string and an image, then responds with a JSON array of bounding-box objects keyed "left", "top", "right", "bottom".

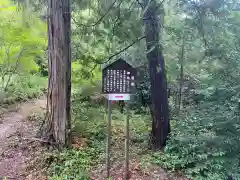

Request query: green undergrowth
[
  {"left": 47, "top": 99, "right": 152, "bottom": 180},
  {"left": 0, "top": 74, "right": 47, "bottom": 105},
  {"left": 141, "top": 102, "right": 240, "bottom": 180},
  {"left": 48, "top": 146, "right": 103, "bottom": 180}
]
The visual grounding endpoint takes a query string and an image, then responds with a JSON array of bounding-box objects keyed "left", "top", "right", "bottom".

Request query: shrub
[
  {"left": 0, "top": 74, "right": 47, "bottom": 105},
  {"left": 149, "top": 99, "right": 240, "bottom": 180}
]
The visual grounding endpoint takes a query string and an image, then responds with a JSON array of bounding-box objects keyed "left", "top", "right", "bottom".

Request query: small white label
[{"left": 107, "top": 94, "right": 130, "bottom": 101}]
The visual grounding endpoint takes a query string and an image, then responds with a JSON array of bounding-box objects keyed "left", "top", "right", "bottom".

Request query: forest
[{"left": 0, "top": 0, "right": 240, "bottom": 179}]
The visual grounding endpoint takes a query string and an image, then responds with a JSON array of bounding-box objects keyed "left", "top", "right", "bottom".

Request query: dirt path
[{"left": 0, "top": 97, "right": 46, "bottom": 179}]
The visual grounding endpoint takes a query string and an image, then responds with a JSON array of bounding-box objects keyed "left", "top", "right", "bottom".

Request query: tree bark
[
  {"left": 143, "top": 0, "right": 170, "bottom": 150},
  {"left": 47, "top": 0, "right": 72, "bottom": 148}
]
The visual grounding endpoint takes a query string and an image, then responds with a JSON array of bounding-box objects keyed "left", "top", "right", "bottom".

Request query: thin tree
[
  {"left": 46, "top": 0, "right": 72, "bottom": 148},
  {"left": 177, "top": 29, "right": 185, "bottom": 116},
  {"left": 143, "top": 0, "right": 170, "bottom": 150}
]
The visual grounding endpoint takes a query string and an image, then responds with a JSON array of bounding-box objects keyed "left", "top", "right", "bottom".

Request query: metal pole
[
  {"left": 107, "top": 100, "right": 112, "bottom": 179},
  {"left": 124, "top": 100, "right": 130, "bottom": 180}
]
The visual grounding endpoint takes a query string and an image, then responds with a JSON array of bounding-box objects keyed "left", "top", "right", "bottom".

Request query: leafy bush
[
  {"left": 149, "top": 97, "right": 240, "bottom": 179},
  {"left": 0, "top": 74, "right": 47, "bottom": 105}
]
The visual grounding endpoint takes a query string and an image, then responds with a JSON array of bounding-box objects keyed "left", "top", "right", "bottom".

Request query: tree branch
[
  {"left": 21, "top": 137, "right": 58, "bottom": 145},
  {"left": 88, "top": 35, "right": 146, "bottom": 74},
  {"left": 195, "top": 5, "right": 208, "bottom": 49},
  {"left": 102, "top": 35, "right": 146, "bottom": 64},
  {"left": 72, "top": 0, "right": 119, "bottom": 27},
  {"left": 112, "top": 0, "right": 137, "bottom": 37},
  {"left": 4, "top": 48, "right": 25, "bottom": 92},
  {"left": 193, "top": 3, "right": 212, "bottom": 61},
  {"left": 136, "top": 0, "right": 144, "bottom": 9}
]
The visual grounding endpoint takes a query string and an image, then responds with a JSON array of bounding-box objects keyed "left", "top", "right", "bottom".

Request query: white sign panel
[{"left": 108, "top": 94, "right": 130, "bottom": 101}]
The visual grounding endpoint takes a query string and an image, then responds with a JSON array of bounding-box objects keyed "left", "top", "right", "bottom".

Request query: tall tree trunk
[
  {"left": 47, "top": 0, "right": 72, "bottom": 148},
  {"left": 143, "top": 0, "right": 170, "bottom": 150}
]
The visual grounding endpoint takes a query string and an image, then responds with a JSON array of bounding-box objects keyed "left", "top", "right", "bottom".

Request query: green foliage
[
  {"left": 0, "top": 0, "right": 47, "bottom": 98},
  {"left": 72, "top": 62, "right": 101, "bottom": 88},
  {"left": 140, "top": 1, "right": 240, "bottom": 179},
  {"left": 14, "top": 0, "right": 240, "bottom": 179},
  {"left": 70, "top": 1, "right": 240, "bottom": 179},
  {"left": 0, "top": 74, "right": 47, "bottom": 105},
  {"left": 0, "top": 0, "right": 47, "bottom": 106},
  {"left": 71, "top": 101, "right": 106, "bottom": 140},
  {"left": 0, "top": 0, "right": 47, "bottom": 73},
  {"left": 132, "top": 65, "right": 151, "bottom": 111},
  {"left": 150, "top": 119, "right": 225, "bottom": 179},
  {"left": 47, "top": 100, "right": 106, "bottom": 179},
  {"left": 48, "top": 148, "right": 100, "bottom": 180},
  {"left": 148, "top": 95, "right": 240, "bottom": 179},
  {"left": 47, "top": 88, "right": 152, "bottom": 179}
]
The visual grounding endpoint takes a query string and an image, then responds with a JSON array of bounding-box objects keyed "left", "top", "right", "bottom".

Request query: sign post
[
  {"left": 124, "top": 101, "right": 130, "bottom": 180},
  {"left": 102, "top": 58, "right": 137, "bottom": 180},
  {"left": 106, "top": 99, "right": 112, "bottom": 178}
]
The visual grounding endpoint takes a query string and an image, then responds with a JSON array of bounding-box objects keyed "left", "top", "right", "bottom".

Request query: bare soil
[{"left": 0, "top": 97, "right": 47, "bottom": 180}]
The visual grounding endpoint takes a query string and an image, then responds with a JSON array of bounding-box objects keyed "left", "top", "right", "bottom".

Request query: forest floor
[
  {"left": 89, "top": 126, "right": 187, "bottom": 180},
  {"left": 0, "top": 97, "right": 188, "bottom": 180},
  {"left": 90, "top": 147, "right": 188, "bottom": 180},
  {"left": 0, "top": 97, "right": 47, "bottom": 180}
]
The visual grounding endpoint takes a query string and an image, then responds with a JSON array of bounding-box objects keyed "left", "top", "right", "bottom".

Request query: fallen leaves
[{"left": 72, "top": 136, "right": 88, "bottom": 150}]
